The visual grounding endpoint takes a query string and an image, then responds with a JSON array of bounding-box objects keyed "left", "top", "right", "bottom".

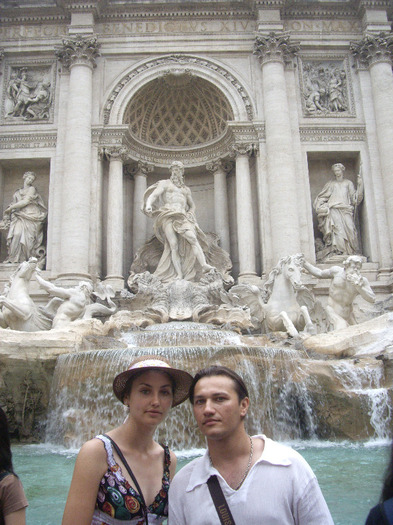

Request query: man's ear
[{"left": 240, "top": 397, "right": 250, "bottom": 418}]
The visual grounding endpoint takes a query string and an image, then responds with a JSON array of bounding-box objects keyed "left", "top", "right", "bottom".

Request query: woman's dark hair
[
  {"left": 0, "top": 407, "right": 14, "bottom": 474},
  {"left": 189, "top": 365, "right": 249, "bottom": 404},
  {"left": 381, "top": 440, "right": 393, "bottom": 502}
]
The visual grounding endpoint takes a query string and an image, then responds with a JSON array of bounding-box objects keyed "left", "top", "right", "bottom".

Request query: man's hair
[{"left": 189, "top": 365, "right": 249, "bottom": 404}]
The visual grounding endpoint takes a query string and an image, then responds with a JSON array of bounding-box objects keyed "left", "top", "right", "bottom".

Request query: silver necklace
[{"left": 209, "top": 435, "right": 254, "bottom": 491}]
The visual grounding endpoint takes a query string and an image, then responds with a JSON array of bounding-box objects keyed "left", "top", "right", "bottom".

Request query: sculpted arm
[
  {"left": 145, "top": 181, "right": 166, "bottom": 215},
  {"left": 353, "top": 164, "right": 364, "bottom": 205},
  {"left": 4, "top": 187, "right": 36, "bottom": 214},
  {"left": 185, "top": 188, "right": 196, "bottom": 216},
  {"left": 35, "top": 273, "right": 71, "bottom": 299},
  {"left": 355, "top": 277, "right": 376, "bottom": 304},
  {"left": 303, "top": 259, "right": 334, "bottom": 279},
  {"left": 62, "top": 439, "right": 107, "bottom": 525}
]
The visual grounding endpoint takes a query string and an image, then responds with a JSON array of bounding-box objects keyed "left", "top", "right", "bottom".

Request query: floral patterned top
[{"left": 91, "top": 434, "right": 170, "bottom": 525}]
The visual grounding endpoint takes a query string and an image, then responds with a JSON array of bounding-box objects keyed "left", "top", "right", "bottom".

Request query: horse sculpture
[
  {"left": 0, "top": 257, "right": 51, "bottom": 331},
  {"left": 262, "top": 254, "right": 316, "bottom": 337}
]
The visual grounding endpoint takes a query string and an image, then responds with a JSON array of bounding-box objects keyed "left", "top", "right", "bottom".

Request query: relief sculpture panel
[
  {"left": 299, "top": 58, "right": 354, "bottom": 117},
  {"left": 2, "top": 64, "right": 54, "bottom": 122}
]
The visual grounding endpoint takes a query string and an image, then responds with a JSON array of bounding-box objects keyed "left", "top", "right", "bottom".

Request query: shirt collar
[{"left": 186, "top": 435, "right": 292, "bottom": 492}]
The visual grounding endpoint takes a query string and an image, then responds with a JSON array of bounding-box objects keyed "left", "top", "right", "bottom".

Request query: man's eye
[{"left": 194, "top": 399, "right": 204, "bottom": 405}]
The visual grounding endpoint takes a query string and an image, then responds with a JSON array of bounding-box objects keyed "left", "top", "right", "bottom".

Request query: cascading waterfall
[
  {"left": 44, "top": 322, "right": 319, "bottom": 449},
  {"left": 331, "top": 361, "right": 392, "bottom": 439}
]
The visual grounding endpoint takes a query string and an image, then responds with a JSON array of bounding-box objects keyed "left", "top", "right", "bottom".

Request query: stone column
[
  {"left": 104, "top": 146, "right": 128, "bottom": 291},
  {"left": 254, "top": 32, "right": 302, "bottom": 261},
  {"left": 232, "top": 144, "right": 257, "bottom": 280},
  {"left": 206, "top": 160, "right": 232, "bottom": 253},
  {"left": 351, "top": 33, "right": 393, "bottom": 254},
  {"left": 132, "top": 162, "right": 154, "bottom": 257},
  {"left": 55, "top": 35, "right": 100, "bottom": 283}
]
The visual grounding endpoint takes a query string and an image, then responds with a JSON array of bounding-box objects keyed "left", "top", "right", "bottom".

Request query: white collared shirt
[{"left": 168, "top": 435, "right": 334, "bottom": 525}]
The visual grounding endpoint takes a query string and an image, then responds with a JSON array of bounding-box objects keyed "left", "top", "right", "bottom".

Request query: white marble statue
[
  {"left": 314, "top": 163, "right": 363, "bottom": 257},
  {"left": 225, "top": 254, "right": 316, "bottom": 338},
  {"left": 142, "top": 161, "right": 214, "bottom": 283},
  {"left": 0, "top": 257, "right": 51, "bottom": 331},
  {"left": 0, "top": 171, "right": 47, "bottom": 264},
  {"left": 302, "top": 255, "right": 376, "bottom": 331},
  {"left": 35, "top": 273, "right": 117, "bottom": 329}
]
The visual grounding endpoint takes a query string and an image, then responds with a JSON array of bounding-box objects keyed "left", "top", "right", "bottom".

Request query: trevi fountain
[{"left": 1, "top": 1, "right": 393, "bottom": 522}]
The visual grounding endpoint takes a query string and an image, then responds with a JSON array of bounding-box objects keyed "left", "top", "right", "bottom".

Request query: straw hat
[{"left": 113, "top": 355, "right": 193, "bottom": 407}]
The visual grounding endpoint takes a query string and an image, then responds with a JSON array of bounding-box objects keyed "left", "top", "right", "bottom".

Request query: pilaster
[
  {"left": 206, "top": 159, "right": 232, "bottom": 254},
  {"left": 231, "top": 143, "right": 258, "bottom": 281}
]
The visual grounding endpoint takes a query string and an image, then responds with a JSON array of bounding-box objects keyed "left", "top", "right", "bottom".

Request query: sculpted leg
[
  {"left": 279, "top": 310, "right": 300, "bottom": 338},
  {"left": 183, "top": 231, "right": 214, "bottom": 273},
  {"left": 163, "top": 223, "right": 183, "bottom": 279},
  {"left": 326, "top": 304, "right": 349, "bottom": 331},
  {"left": 300, "top": 306, "right": 317, "bottom": 335}
]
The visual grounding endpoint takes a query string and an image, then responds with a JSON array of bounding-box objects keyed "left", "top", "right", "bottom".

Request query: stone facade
[{"left": 0, "top": 0, "right": 393, "bottom": 304}]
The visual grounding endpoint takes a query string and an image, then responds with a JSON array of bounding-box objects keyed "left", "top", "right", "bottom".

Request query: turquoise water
[{"left": 15, "top": 441, "right": 389, "bottom": 525}]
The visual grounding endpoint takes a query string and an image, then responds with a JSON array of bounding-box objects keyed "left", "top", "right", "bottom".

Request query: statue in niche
[
  {"left": 35, "top": 273, "right": 117, "bottom": 329},
  {"left": 141, "top": 161, "right": 214, "bottom": 283},
  {"left": 302, "top": 61, "right": 348, "bottom": 115},
  {"left": 302, "top": 255, "right": 375, "bottom": 331},
  {"left": 314, "top": 163, "right": 363, "bottom": 258},
  {"left": 6, "top": 67, "right": 51, "bottom": 120},
  {"left": 0, "top": 171, "right": 47, "bottom": 265}
]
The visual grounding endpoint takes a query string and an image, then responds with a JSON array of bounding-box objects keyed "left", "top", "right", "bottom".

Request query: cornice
[
  {"left": 299, "top": 124, "right": 366, "bottom": 142},
  {"left": 0, "top": 131, "right": 57, "bottom": 150},
  {"left": 282, "top": 1, "right": 358, "bottom": 19}
]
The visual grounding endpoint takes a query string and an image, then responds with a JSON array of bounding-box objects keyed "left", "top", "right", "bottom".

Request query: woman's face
[{"left": 124, "top": 370, "right": 174, "bottom": 426}]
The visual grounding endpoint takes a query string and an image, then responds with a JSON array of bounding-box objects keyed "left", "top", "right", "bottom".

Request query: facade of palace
[{"left": 1, "top": 0, "right": 393, "bottom": 302}]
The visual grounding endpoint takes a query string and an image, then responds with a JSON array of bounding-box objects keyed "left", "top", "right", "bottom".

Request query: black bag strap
[
  {"left": 380, "top": 499, "right": 393, "bottom": 525},
  {"left": 207, "top": 475, "right": 237, "bottom": 525},
  {"left": 103, "top": 434, "right": 148, "bottom": 525}
]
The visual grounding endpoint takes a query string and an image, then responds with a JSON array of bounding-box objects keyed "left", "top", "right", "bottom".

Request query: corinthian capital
[
  {"left": 103, "top": 146, "right": 129, "bottom": 163},
  {"left": 231, "top": 143, "right": 259, "bottom": 158},
  {"left": 351, "top": 32, "right": 393, "bottom": 68},
  {"left": 206, "top": 159, "right": 234, "bottom": 174},
  {"left": 55, "top": 35, "right": 100, "bottom": 69},
  {"left": 254, "top": 32, "right": 299, "bottom": 66}
]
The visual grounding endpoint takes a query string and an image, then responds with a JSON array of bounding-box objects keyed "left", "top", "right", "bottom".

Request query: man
[
  {"left": 302, "top": 254, "right": 375, "bottom": 331},
  {"left": 168, "top": 366, "right": 334, "bottom": 525},
  {"left": 314, "top": 162, "right": 363, "bottom": 256},
  {"left": 35, "top": 271, "right": 93, "bottom": 329},
  {"left": 142, "top": 161, "right": 213, "bottom": 282}
]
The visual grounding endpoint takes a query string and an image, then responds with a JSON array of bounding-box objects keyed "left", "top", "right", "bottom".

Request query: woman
[
  {"left": 62, "top": 355, "right": 193, "bottom": 525},
  {"left": 2, "top": 171, "right": 47, "bottom": 264},
  {"left": 365, "top": 440, "right": 393, "bottom": 524},
  {"left": 0, "top": 407, "right": 28, "bottom": 525}
]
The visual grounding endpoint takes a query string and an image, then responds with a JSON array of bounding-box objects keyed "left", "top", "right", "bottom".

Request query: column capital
[
  {"left": 55, "top": 35, "right": 100, "bottom": 70},
  {"left": 103, "top": 145, "right": 129, "bottom": 163},
  {"left": 351, "top": 32, "right": 393, "bottom": 69},
  {"left": 231, "top": 143, "right": 259, "bottom": 158},
  {"left": 128, "top": 161, "right": 155, "bottom": 178},
  {"left": 254, "top": 31, "right": 299, "bottom": 67},
  {"left": 206, "top": 159, "right": 234, "bottom": 174}
]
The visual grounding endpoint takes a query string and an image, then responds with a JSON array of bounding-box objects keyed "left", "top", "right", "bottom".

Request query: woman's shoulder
[{"left": 78, "top": 436, "right": 107, "bottom": 460}]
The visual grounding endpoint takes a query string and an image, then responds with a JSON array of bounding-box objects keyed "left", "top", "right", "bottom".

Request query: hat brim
[{"left": 113, "top": 366, "right": 193, "bottom": 407}]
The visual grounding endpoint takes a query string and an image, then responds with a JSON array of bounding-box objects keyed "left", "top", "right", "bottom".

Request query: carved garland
[{"left": 103, "top": 54, "right": 254, "bottom": 124}]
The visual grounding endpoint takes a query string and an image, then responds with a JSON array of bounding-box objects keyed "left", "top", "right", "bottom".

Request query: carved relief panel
[
  {"left": 299, "top": 57, "right": 355, "bottom": 117},
  {"left": 2, "top": 61, "right": 55, "bottom": 123}
]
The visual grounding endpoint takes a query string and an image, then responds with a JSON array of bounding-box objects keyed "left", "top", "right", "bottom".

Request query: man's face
[
  {"left": 171, "top": 166, "right": 184, "bottom": 185},
  {"left": 192, "top": 375, "right": 249, "bottom": 441}
]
